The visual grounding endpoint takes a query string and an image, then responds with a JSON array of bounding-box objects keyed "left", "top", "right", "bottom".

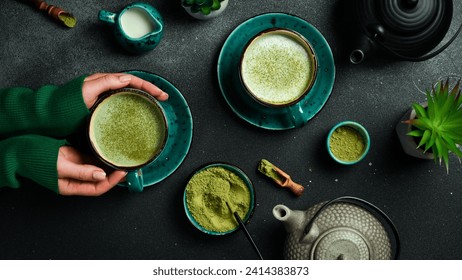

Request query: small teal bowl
[
  {"left": 327, "top": 121, "right": 370, "bottom": 165},
  {"left": 183, "top": 163, "right": 256, "bottom": 236}
]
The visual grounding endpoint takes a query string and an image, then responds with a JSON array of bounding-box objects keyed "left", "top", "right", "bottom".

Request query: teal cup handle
[
  {"left": 287, "top": 103, "right": 306, "bottom": 128},
  {"left": 126, "top": 169, "right": 144, "bottom": 192},
  {"left": 98, "top": 10, "right": 117, "bottom": 25}
]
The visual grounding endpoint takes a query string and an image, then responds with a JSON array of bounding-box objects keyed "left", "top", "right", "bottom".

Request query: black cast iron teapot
[{"left": 349, "top": 0, "right": 461, "bottom": 64}]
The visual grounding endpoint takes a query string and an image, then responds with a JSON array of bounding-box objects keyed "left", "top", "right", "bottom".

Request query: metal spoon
[{"left": 226, "top": 201, "right": 264, "bottom": 260}]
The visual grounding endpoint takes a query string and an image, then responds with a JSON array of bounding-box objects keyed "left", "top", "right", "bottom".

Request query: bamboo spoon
[
  {"left": 29, "top": 0, "right": 77, "bottom": 28},
  {"left": 258, "top": 159, "right": 304, "bottom": 196}
]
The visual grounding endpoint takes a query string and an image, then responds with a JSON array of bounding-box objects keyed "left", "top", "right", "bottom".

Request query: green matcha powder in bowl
[
  {"left": 327, "top": 121, "right": 370, "bottom": 165},
  {"left": 183, "top": 163, "right": 256, "bottom": 235}
]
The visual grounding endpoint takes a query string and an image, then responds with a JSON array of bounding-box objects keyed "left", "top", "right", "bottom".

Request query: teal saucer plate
[
  {"left": 217, "top": 13, "right": 335, "bottom": 130},
  {"left": 119, "top": 70, "right": 193, "bottom": 188}
]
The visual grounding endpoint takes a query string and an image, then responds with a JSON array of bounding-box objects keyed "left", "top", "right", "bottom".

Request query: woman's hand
[
  {"left": 81, "top": 73, "right": 169, "bottom": 108},
  {"left": 57, "top": 146, "right": 126, "bottom": 196}
]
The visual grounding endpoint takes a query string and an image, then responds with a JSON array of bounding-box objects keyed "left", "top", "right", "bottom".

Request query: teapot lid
[
  {"left": 303, "top": 196, "right": 401, "bottom": 260},
  {"left": 354, "top": 0, "right": 457, "bottom": 61},
  {"left": 310, "top": 228, "right": 371, "bottom": 260}
]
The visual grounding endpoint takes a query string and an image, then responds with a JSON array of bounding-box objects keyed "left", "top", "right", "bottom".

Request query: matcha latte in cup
[
  {"left": 88, "top": 88, "right": 168, "bottom": 192},
  {"left": 239, "top": 28, "right": 318, "bottom": 113}
]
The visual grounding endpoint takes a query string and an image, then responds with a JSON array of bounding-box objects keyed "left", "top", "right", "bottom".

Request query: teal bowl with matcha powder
[
  {"left": 327, "top": 121, "right": 370, "bottom": 165},
  {"left": 183, "top": 163, "right": 255, "bottom": 236}
]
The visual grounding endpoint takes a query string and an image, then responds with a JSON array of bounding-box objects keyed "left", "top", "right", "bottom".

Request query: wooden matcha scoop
[
  {"left": 258, "top": 159, "right": 304, "bottom": 196},
  {"left": 29, "top": 0, "right": 77, "bottom": 28}
]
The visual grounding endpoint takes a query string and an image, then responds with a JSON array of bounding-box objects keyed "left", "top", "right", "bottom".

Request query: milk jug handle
[
  {"left": 98, "top": 10, "right": 117, "bottom": 25},
  {"left": 303, "top": 196, "right": 401, "bottom": 259},
  {"left": 151, "top": 17, "right": 163, "bottom": 34}
]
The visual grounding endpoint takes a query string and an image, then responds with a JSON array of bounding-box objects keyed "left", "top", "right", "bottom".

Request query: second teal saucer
[{"left": 217, "top": 13, "right": 336, "bottom": 130}]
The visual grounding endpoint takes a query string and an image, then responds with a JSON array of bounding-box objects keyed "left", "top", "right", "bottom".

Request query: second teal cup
[
  {"left": 327, "top": 121, "right": 370, "bottom": 165},
  {"left": 98, "top": 2, "right": 164, "bottom": 54}
]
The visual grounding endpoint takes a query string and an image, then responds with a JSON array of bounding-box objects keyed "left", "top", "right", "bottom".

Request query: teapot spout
[
  {"left": 273, "top": 204, "right": 306, "bottom": 234},
  {"left": 273, "top": 204, "right": 320, "bottom": 245},
  {"left": 349, "top": 36, "right": 375, "bottom": 64}
]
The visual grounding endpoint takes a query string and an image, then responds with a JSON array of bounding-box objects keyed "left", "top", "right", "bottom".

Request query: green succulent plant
[
  {"left": 405, "top": 79, "right": 462, "bottom": 172},
  {"left": 182, "top": 0, "right": 224, "bottom": 15}
]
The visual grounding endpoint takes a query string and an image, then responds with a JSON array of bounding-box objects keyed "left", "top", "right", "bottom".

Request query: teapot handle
[
  {"left": 303, "top": 196, "right": 401, "bottom": 259},
  {"left": 369, "top": 22, "right": 462, "bottom": 62}
]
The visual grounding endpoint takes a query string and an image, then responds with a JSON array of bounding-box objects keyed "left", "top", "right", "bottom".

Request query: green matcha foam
[
  {"left": 90, "top": 92, "right": 166, "bottom": 168},
  {"left": 241, "top": 32, "right": 315, "bottom": 105}
]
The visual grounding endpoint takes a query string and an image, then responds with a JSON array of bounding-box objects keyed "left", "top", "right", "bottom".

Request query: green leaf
[
  {"left": 200, "top": 6, "right": 211, "bottom": 14},
  {"left": 434, "top": 137, "right": 445, "bottom": 158},
  {"left": 451, "top": 79, "right": 461, "bottom": 95},
  {"left": 426, "top": 93, "right": 436, "bottom": 120},
  {"left": 412, "top": 103, "right": 428, "bottom": 118},
  {"left": 190, "top": 5, "right": 201, "bottom": 13},
  {"left": 211, "top": 0, "right": 221, "bottom": 10},
  {"left": 411, "top": 118, "right": 432, "bottom": 131},
  {"left": 440, "top": 140, "right": 449, "bottom": 173},
  {"left": 453, "top": 81, "right": 462, "bottom": 108},
  {"left": 183, "top": 0, "right": 195, "bottom": 6},
  {"left": 195, "top": 0, "right": 207, "bottom": 5},
  {"left": 433, "top": 138, "right": 448, "bottom": 160},
  {"left": 407, "top": 130, "right": 424, "bottom": 137},
  {"left": 440, "top": 91, "right": 455, "bottom": 123},
  {"left": 444, "top": 112, "right": 462, "bottom": 129},
  {"left": 442, "top": 134, "right": 462, "bottom": 158},
  {"left": 417, "top": 129, "right": 431, "bottom": 149},
  {"left": 426, "top": 131, "right": 437, "bottom": 152}
]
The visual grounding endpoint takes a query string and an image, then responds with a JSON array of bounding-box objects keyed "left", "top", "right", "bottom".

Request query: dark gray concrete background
[{"left": 1, "top": 0, "right": 461, "bottom": 259}]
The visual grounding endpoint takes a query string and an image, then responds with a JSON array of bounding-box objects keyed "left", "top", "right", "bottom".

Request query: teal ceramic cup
[
  {"left": 98, "top": 2, "right": 164, "bottom": 54},
  {"left": 327, "top": 121, "right": 370, "bottom": 165},
  {"left": 239, "top": 28, "right": 318, "bottom": 127},
  {"left": 88, "top": 88, "right": 168, "bottom": 192}
]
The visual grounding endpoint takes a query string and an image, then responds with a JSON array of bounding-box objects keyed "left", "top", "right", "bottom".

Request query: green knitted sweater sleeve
[
  {"left": 0, "top": 135, "right": 66, "bottom": 193},
  {"left": 0, "top": 75, "right": 89, "bottom": 139}
]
